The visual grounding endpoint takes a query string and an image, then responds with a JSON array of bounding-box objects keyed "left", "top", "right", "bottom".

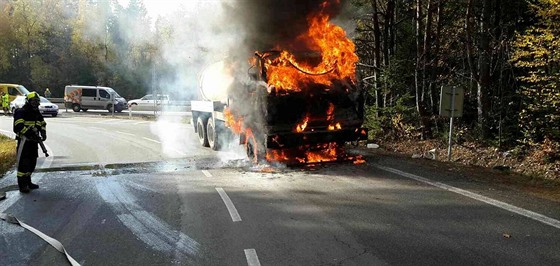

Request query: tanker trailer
[{"left": 190, "top": 51, "right": 368, "bottom": 164}]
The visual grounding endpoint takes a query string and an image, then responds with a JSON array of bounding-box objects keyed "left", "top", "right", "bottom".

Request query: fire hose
[
  {"left": 0, "top": 132, "right": 79, "bottom": 266},
  {"left": 31, "top": 127, "right": 49, "bottom": 157},
  {"left": 0, "top": 213, "right": 81, "bottom": 266}
]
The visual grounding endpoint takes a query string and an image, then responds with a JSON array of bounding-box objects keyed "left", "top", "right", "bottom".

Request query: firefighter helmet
[{"left": 26, "top": 91, "right": 39, "bottom": 100}]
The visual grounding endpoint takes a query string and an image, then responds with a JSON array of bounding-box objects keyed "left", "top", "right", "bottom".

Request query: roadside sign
[
  {"left": 439, "top": 86, "right": 465, "bottom": 161},
  {"left": 439, "top": 86, "right": 464, "bottom": 117}
]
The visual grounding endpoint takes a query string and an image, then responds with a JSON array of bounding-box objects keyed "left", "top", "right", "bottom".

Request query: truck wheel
[
  {"left": 197, "top": 117, "right": 209, "bottom": 147},
  {"left": 207, "top": 117, "right": 221, "bottom": 151},
  {"left": 72, "top": 104, "right": 81, "bottom": 112}
]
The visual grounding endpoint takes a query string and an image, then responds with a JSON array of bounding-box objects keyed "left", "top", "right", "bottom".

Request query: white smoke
[{"left": 144, "top": 1, "right": 247, "bottom": 161}]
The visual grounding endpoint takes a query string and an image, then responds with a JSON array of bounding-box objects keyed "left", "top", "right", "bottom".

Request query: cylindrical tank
[{"left": 199, "top": 60, "right": 233, "bottom": 102}]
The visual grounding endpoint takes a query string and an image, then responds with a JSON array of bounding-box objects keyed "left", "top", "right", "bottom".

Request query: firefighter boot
[
  {"left": 18, "top": 177, "right": 30, "bottom": 193},
  {"left": 26, "top": 175, "right": 39, "bottom": 190}
]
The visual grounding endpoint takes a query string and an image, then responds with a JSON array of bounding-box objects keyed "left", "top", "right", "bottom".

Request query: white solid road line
[
  {"left": 202, "top": 170, "right": 212, "bottom": 177},
  {"left": 142, "top": 137, "right": 161, "bottom": 144},
  {"left": 375, "top": 164, "right": 560, "bottom": 230},
  {"left": 244, "top": 249, "right": 261, "bottom": 266},
  {"left": 216, "top": 188, "right": 242, "bottom": 222}
]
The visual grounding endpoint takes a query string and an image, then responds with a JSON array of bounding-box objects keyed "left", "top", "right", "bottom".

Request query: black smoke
[{"left": 223, "top": 0, "right": 346, "bottom": 53}]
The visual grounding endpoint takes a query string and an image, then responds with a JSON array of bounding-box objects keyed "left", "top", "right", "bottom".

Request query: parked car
[
  {"left": 39, "top": 96, "right": 59, "bottom": 117},
  {"left": 128, "top": 94, "right": 190, "bottom": 111},
  {"left": 11, "top": 96, "right": 59, "bottom": 117},
  {"left": 9, "top": 95, "right": 25, "bottom": 113},
  {"left": 128, "top": 94, "right": 169, "bottom": 107}
]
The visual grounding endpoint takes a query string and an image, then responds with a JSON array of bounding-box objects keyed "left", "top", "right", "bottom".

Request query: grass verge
[{"left": 0, "top": 134, "right": 16, "bottom": 177}]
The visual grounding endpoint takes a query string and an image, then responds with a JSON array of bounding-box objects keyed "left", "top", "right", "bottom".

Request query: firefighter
[
  {"left": 13, "top": 92, "right": 46, "bottom": 193},
  {"left": 1, "top": 91, "right": 9, "bottom": 115}
]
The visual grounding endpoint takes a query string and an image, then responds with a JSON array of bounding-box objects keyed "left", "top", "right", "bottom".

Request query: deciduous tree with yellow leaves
[{"left": 511, "top": 0, "right": 560, "bottom": 142}]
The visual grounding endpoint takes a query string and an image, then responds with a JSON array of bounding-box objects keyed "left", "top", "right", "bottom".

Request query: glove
[
  {"left": 24, "top": 131, "right": 41, "bottom": 142},
  {"left": 41, "top": 131, "right": 47, "bottom": 141}
]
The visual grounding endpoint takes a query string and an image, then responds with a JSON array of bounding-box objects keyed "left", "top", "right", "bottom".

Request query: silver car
[{"left": 11, "top": 96, "right": 59, "bottom": 117}]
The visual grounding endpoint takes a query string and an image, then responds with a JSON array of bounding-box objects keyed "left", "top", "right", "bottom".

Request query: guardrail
[
  {"left": 49, "top": 98, "right": 191, "bottom": 112},
  {"left": 48, "top": 98, "right": 64, "bottom": 103}
]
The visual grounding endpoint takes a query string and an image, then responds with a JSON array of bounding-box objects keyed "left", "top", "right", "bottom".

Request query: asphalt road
[{"left": 0, "top": 113, "right": 559, "bottom": 265}]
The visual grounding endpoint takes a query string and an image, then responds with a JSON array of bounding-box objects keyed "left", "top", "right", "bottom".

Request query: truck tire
[
  {"left": 206, "top": 117, "right": 221, "bottom": 151},
  {"left": 197, "top": 117, "right": 209, "bottom": 147},
  {"left": 72, "top": 104, "right": 81, "bottom": 112}
]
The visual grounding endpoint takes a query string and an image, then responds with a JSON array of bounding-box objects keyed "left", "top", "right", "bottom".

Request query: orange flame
[
  {"left": 225, "top": 1, "right": 364, "bottom": 166},
  {"left": 328, "top": 123, "right": 341, "bottom": 131},
  {"left": 302, "top": 143, "right": 339, "bottom": 163},
  {"left": 264, "top": 7, "right": 358, "bottom": 91},
  {"left": 266, "top": 150, "right": 290, "bottom": 162},
  {"left": 224, "top": 108, "right": 243, "bottom": 134},
  {"left": 295, "top": 116, "right": 310, "bottom": 132}
]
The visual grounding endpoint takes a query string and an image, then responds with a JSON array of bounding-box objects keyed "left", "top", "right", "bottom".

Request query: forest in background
[
  {"left": 0, "top": 0, "right": 558, "bottom": 172},
  {"left": 353, "top": 0, "right": 559, "bottom": 167}
]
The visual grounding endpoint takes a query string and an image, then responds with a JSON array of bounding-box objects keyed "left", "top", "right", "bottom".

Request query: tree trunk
[
  {"left": 478, "top": 0, "right": 492, "bottom": 137},
  {"left": 415, "top": 0, "right": 423, "bottom": 115},
  {"left": 371, "top": 0, "right": 382, "bottom": 114},
  {"left": 415, "top": 0, "right": 433, "bottom": 139},
  {"left": 430, "top": 0, "right": 445, "bottom": 115},
  {"left": 383, "top": 0, "right": 396, "bottom": 108},
  {"left": 422, "top": 0, "right": 433, "bottom": 112}
]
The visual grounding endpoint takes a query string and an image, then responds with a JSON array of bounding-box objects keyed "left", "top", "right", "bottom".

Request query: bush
[{"left": 0, "top": 134, "right": 16, "bottom": 177}]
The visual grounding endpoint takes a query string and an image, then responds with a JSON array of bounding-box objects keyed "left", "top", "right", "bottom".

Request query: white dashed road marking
[
  {"left": 216, "top": 188, "right": 242, "bottom": 222},
  {"left": 244, "top": 249, "right": 261, "bottom": 266},
  {"left": 375, "top": 164, "right": 560, "bottom": 230}
]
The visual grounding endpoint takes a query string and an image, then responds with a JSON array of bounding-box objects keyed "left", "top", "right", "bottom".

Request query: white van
[{"left": 64, "top": 85, "right": 127, "bottom": 112}]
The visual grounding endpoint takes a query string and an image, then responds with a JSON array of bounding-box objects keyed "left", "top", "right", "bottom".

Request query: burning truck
[{"left": 190, "top": 4, "right": 368, "bottom": 165}]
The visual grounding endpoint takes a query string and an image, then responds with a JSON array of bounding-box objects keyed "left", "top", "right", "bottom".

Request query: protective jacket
[
  {"left": 1, "top": 94, "right": 9, "bottom": 108},
  {"left": 13, "top": 104, "right": 46, "bottom": 179}
]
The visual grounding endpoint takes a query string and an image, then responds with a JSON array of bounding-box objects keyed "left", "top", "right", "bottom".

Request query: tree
[
  {"left": 0, "top": 0, "right": 16, "bottom": 74},
  {"left": 511, "top": 0, "right": 560, "bottom": 142}
]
